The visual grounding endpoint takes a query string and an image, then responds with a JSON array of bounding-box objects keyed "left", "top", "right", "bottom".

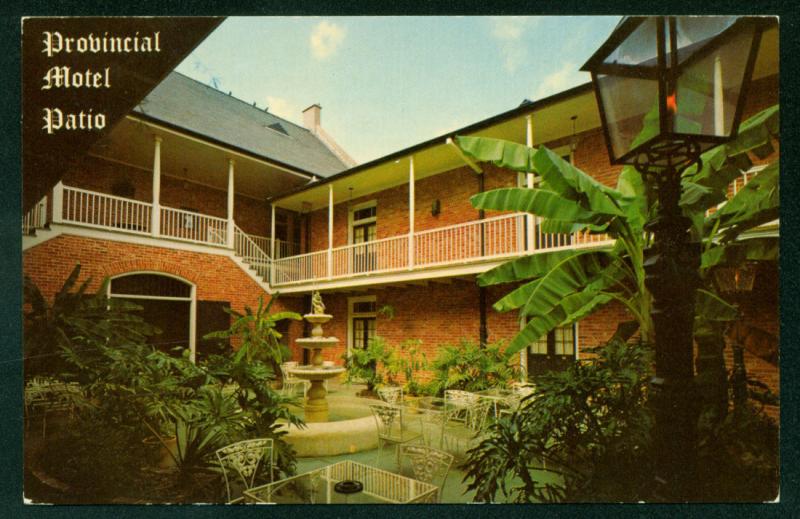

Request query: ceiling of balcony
[{"left": 88, "top": 116, "right": 312, "bottom": 201}]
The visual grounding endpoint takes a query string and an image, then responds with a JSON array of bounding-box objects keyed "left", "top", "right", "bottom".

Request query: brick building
[{"left": 23, "top": 27, "right": 779, "bottom": 399}]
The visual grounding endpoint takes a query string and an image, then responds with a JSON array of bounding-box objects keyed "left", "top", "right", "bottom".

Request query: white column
[
  {"left": 226, "top": 159, "right": 235, "bottom": 248},
  {"left": 525, "top": 115, "right": 535, "bottom": 252},
  {"left": 151, "top": 136, "right": 162, "bottom": 237},
  {"left": 408, "top": 156, "right": 415, "bottom": 270},
  {"left": 51, "top": 181, "right": 64, "bottom": 224},
  {"left": 270, "top": 203, "right": 276, "bottom": 286},
  {"left": 713, "top": 55, "right": 724, "bottom": 136},
  {"left": 189, "top": 285, "right": 197, "bottom": 364},
  {"left": 327, "top": 184, "right": 334, "bottom": 279}
]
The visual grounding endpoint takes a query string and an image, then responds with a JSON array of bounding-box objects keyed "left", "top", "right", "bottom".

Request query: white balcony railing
[
  {"left": 332, "top": 234, "right": 409, "bottom": 277},
  {"left": 160, "top": 206, "right": 228, "bottom": 246},
  {"left": 273, "top": 249, "right": 329, "bottom": 285},
  {"left": 61, "top": 185, "right": 152, "bottom": 235},
  {"left": 22, "top": 195, "right": 48, "bottom": 235},
  {"left": 272, "top": 213, "right": 614, "bottom": 287},
  {"left": 415, "top": 213, "right": 524, "bottom": 268}
]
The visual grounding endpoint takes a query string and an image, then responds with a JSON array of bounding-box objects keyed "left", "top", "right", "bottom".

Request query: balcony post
[
  {"left": 151, "top": 135, "right": 162, "bottom": 237},
  {"left": 227, "top": 159, "right": 235, "bottom": 248},
  {"left": 51, "top": 181, "right": 64, "bottom": 224},
  {"left": 525, "top": 115, "right": 535, "bottom": 252},
  {"left": 408, "top": 156, "right": 415, "bottom": 270},
  {"left": 327, "top": 184, "right": 334, "bottom": 279},
  {"left": 270, "top": 203, "right": 276, "bottom": 286}
]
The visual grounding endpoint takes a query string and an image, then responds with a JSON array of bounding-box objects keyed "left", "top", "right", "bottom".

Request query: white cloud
[
  {"left": 264, "top": 96, "right": 300, "bottom": 124},
  {"left": 489, "top": 17, "right": 531, "bottom": 41},
  {"left": 534, "top": 62, "right": 586, "bottom": 99},
  {"left": 488, "top": 17, "right": 540, "bottom": 73},
  {"left": 310, "top": 20, "right": 346, "bottom": 60}
]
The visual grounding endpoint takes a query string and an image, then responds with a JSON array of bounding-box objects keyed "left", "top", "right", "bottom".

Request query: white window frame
[
  {"left": 347, "top": 200, "right": 377, "bottom": 245},
  {"left": 107, "top": 271, "right": 197, "bottom": 363},
  {"left": 346, "top": 295, "right": 377, "bottom": 358}
]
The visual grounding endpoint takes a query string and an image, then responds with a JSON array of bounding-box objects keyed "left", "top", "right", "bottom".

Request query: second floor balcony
[{"left": 271, "top": 213, "right": 612, "bottom": 288}]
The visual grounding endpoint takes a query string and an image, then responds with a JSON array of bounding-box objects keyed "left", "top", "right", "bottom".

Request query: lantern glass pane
[
  {"left": 673, "top": 17, "right": 738, "bottom": 64},
  {"left": 603, "top": 17, "right": 659, "bottom": 67},
  {"left": 672, "top": 25, "right": 755, "bottom": 137},
  {"left": 597, "top": 73, "right": 659, "bottom": 160}
]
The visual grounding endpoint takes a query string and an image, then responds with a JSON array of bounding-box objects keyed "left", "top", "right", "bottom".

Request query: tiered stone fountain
[{"left": 289, "top": 291, "right": 346, "bottom": 423}]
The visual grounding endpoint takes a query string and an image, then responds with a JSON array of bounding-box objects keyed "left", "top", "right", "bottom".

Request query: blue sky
[{"left": 175, "top": 16, "right": 621, "bottom": 164}]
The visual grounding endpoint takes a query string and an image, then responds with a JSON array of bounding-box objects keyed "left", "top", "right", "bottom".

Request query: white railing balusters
[
  {"left": 159, "top": 206, "right": 228, "bottom": 246},
  {"left": 59, "top": 185, "right": 152, "bottom": 235},
  {"left": 22, "top": 195, "right": 48, "bottom": 235}
]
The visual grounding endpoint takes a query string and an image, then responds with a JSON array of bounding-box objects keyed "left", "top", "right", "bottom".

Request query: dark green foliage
[
  {"left": 342, "top": 336, "right": 397, "bottom": 392},
  {"left": 696, "top": 403, "right": 779, "bottom": 501},
  {"left": 24, "top": 263, "right": 159, "bottom": 380},
  {"left": 463, "top": 338, "right": 654, "bottom": 502},
  {"left": 426, "top": 340, "right": 517, "bottom": 397},
  {"left": 25, "top": 269, "right": 303, "bottom": 501}
]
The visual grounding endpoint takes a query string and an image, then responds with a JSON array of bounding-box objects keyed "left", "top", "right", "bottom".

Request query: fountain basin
[
  {"left": 303, "top": 313, "right": 333, "bottom": 324},
  {"left": 288, "top": 365, "right": 346, "bottom": 379},
  {"left": 280, "top": 396, "right": 378, "bottom": 457},
  {"left": 295, "top": 337, "right": 339, "bottom": 347}
]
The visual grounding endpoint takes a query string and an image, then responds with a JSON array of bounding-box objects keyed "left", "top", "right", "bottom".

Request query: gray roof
[{"left": 133, "top": 72, "right": 348, "bottom": 177}]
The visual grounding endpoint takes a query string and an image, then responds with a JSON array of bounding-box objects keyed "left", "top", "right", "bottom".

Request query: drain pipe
[{"left": 477, "top": 171, "right": 488, "bottom": 347}]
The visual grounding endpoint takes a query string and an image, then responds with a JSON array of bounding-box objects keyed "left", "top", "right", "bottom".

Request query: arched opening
[{"left": 108, "top": 272, "right": 197, "bottom": 362}]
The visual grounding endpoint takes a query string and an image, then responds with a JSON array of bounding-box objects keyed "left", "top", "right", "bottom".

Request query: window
[
  {"left": 349, "top": 201, "right": 377, "bottom": 273},
  {"left": 109, "top": 272, "right": 197, "bottom": 363},
  {"left": 348, "top": 296, "right": 377, "bottom": 355},
  {"left": 526, "top": 323, "right": 578, "bottom": 378}
]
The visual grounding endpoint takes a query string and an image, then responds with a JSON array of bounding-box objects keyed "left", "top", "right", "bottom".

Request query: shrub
[
  {"left": 463, "top": 338, "right": 654, "bottom": 502},
  {"left": 426, "top": 339, "right": 517, "bottom": 396},
  {"left": 342, "top": 336, "right": 397, "bottom": 392}
]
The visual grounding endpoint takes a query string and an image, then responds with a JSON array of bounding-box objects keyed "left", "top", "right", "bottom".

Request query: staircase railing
[{"left": 233, "top": 224, "right": 272, "bottom": 282}]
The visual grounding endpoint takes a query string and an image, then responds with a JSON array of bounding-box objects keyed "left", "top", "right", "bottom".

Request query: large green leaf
[
  {"left": 471, "top": 188, "right": 600, "bottom": 223},
  {"left": 533, "top": 147, "right": 628, "bottom": 216},
  {"left": 700, "top": 237, "right": 779, "bottom": 270},
  {"left": 616, "top": 166, "right": 648, "bottom": 233},
  {"left": 506, "top": 289, "right": 611, "bottom": 356},
  {"left": 695, "top": 289, "right": 738, "bottom": 323},
  {"left": 707, "top": 160, "right": 779, "bottom": 240},
  {"left": 538, "top": 218, "right": 609, "bottom": 235},
  {"left": 478, "top": 249, "right": 610, "bottom": 286},
  {"left": 518, "top": 250, "right": 611, "bottom": 319},
  {"left": 456, "top": 136, "right": 536, "bottom": 173}
]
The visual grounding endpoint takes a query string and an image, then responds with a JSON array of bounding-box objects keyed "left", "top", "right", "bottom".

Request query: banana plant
[{"left": 455, "top": 104, "right": 779, "bottom": 358}]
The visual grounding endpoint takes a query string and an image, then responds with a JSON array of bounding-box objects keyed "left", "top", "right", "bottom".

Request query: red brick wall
[
  {"left": 283, "top": 282, "right": 628, "bottom": 372},
  {"left": 21, "top": 234, "right": 305, "bottom": 341}
]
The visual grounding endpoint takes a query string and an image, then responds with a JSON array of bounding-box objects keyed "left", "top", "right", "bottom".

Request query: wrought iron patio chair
[
  {"left": 369, "top": 403, "right": 422, "bottom": 468},
  {"left": 377, "top": 386, "right": 404, "bottom": 405},
  {"left": 399, "top": 444, "right": 454, "bottom": 502},
  {"left": 280, "top": 361, "right": 309, "bottom": 398},
  {"left": 442, "top": 398, "right": 492, "bottom": 459},
  {"left": 216, "top": 438, "right": 274, "bottom": 503},
  {"left": 444, "top": 389, "right": 479, "bottom": 423}
]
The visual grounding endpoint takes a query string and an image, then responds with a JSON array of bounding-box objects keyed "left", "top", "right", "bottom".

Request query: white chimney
[{"left": 302, "top": 103, "right": 321, "bottom": 133}]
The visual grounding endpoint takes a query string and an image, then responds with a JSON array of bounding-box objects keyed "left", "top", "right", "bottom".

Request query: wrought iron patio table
[
  {"left": 243, "top": 460, "right": 438, "bottom": 504},
  {"left": 474, "top": 388, "right": 518, "bottom": 418}
]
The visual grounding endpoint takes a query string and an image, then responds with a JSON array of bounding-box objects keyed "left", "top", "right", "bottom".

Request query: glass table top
[{"left": 243, "top": 460, "right": 438, "bottom": 504}]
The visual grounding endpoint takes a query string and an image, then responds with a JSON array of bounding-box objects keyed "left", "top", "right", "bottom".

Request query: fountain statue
[{"left": 290, "top": 291, "right": 346, "bottom": 422}]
